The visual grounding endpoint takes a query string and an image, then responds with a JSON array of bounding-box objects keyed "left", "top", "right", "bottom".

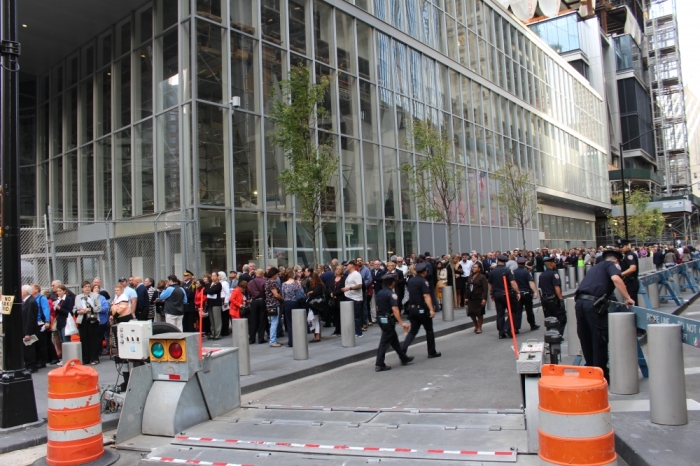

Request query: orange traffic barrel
[
  {"left": 538, "top": 364, "right": 617, "bottom": 466},
  {"left": 46, "top": 359, "right": 104, "bottom": 466}
]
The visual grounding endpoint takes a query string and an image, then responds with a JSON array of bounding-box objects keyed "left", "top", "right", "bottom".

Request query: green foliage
[
  {"left": 399, "top": 119, "right": 463, "bottom": 254},
  {"left": 491, "top": 157, "right": 538, "bottom": 250},
  {"left": 608, "top": 190, "right": 665, "bottom": 243},
  {"left": 268, "top": 65, "right": 339, "bottom": 265}
]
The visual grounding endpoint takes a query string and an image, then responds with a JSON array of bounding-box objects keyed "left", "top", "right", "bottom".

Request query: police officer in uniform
[
  {"left": 619, "top": 239, "right": 639, "bottom": 305},
  {"left": 488, "top": 255, "right": 520, "bottom": 339},
  {"left": 513, "top": 257, "right": 540, "bottom": 333},
  {"left": 375, "top": 274, "right": 414, "bottom": 372},
  {"left": 401, "top": 263, "right": 441, "bottom": 358},
  {"left": 539, "top": 256, "right": 566, "bottom": 336},
  {"left": 575, "top": 249, "right": 635, "bottom": 381}
]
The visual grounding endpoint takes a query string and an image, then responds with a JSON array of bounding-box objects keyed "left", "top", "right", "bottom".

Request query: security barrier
[
  {"left": 538, "top": 364, "right": 617, "bottom": 466},
  {"left": 46, "top": 359, "right": 104, "bottom": 466}
]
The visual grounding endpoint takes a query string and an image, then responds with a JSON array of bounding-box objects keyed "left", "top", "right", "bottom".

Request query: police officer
[
  {"left": 619, "top": 239, "right": 639, "bottom": 305},
  {"left": 375, "top": 274, "right": 414, "bottom": 372},
  {"left": 539, "top": 256, "right": 566, "bottom": 336},
  {"left": 488, "top": 255, "right": 520, "bottom": 339},
  {"left": 513, "top": 257, "right": 541, "bottom": 333},
  {"left": 401, "top": 263, "right": 441, "bottom": 358},
  {"left": 575, "top": 249, "right": 635, "bottom": 381}
]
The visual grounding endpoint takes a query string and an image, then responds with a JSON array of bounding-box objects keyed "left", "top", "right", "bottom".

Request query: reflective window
[
  {"left": 231, "top": 0, "right": 257, "bottom": 35},
  {"left": 157, "top": 109, "right": 181, "bottom": 210},
  {"left": 262, "top": 44, "right": 285, "bottom": 113},
  {"left": 231, "top": 111, "right": 260, "bottom": 208},
  {"left": 135, "top": 43, "right": 153, "bottom": 121},
  {"left": 357, "top": 22, "right": 373, "bottom": 81},
  {"left": 339, "top": 73, "right": 358, "bottom": 136},
  {"left": 198, "top": 103, "right": 227, "bottom": 206},
  {"left": 157, "top": 29, "right": 179, "bottom": 111},
  {"left": 135, "top": 120, "right": 154, "bottom": 215},
  {"left": 341, "top": 137, "right": 362, "bottom": 216},
  {"left": 360, "top": 80, "right": 377, "bottom": 141},
  {"left": 115, "top": 129, "right": 131, "bottom": 218},
  {"left": 336, "top": 11, "right": 355, "bottom": 73},
  {"left": 289, "top": 0, "right": 309, "bottom": 55},
  {"left": 231, "top": 32, "right": 259, "bottom": 112},
  {"left": 196, "top": 20, "right": 224, "bottom": 103},
  {"left": 261, "top": 0, "right": 283, "bottom": 45},
  {"left": 314, "top": 1, "right": 333, "bottom": 65}
]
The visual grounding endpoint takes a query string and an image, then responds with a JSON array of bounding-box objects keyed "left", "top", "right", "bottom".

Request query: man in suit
[
  {"left": 370, "top": 260, "right": 387, "bottom": 324},
  {"left": 134, "top": 277, "right": 150, "bottom": 321},
  {"left": 21, "top": 285, "right": 40, "bottom": 373},
  {"left": 182, "top": 270, "right": 197, "bottom": 332}
]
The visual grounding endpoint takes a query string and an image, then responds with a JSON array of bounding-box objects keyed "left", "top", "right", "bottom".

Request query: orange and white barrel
[
  {"left": 538, "top": 364, "right": 617, "bottom": 466},
  {"left": 46, "top": 359, "right": 104, "bottom": 466}
]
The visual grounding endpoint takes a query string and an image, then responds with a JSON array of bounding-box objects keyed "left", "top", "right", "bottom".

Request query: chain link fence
[{"left": 48, "top": 212, "right": 198, "bottom": 292}]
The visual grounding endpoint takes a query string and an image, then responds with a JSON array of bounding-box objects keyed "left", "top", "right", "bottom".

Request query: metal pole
[
  {"left": 340, "top": 301, "right": 355, "bottom": 347},
  {"left": 648, "top": 324, "right": 688, "bottom": 425},
  {"left": 609, "top": 312, "right": 640, "bottom": 395},
  {"left": 567, "top": 266, "right": 577, "bottom": 290},
  {"left": 557, "top": 268, "right": 567, "bottom": 291},
  {"left": 576, "top": 266, "right": 585, "bottom": 285},
  {"left": 231, "top": 318, "right": 250, "bottom": 376},
  {"left": 441, "top": 286, "right": 454, "bottom": 322},
  {"left": 565, "top": 298, "right": 580, "bottom": 356},
  {"left": 292, "top": 309, "right": 308, "bottom": 360},
  {"left": 619, "top": 142, "right": 629, "bottom": 240},
  {"left": 61, "top": 342, "right": 82, "bottom": 364},
  {"left": 47, "top": 205, "right": 57, "bottom": 281},
  {"left": 0, "top": 0, "right": 38, "bottom": 427}
]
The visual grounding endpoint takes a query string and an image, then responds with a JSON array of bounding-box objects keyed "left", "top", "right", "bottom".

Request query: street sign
[{"left": 1, "top": 295, "right": 14, "bottom": 315}]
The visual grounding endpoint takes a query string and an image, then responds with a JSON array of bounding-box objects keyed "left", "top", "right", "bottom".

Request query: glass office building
[{"left": 22, "top": 0, "right": 608, "bottom": 275}]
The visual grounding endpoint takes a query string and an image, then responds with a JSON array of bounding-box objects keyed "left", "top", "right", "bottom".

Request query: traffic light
[{"left": 150, "top": 338, "right": 188, "bottom": 363}]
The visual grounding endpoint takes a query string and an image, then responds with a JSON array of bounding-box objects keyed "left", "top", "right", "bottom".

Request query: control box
[
  {"left": 118, "top": 321, "right": 152, "bottom": 360},
  {"left": 516, "top": 340, "right": 544, "bottom": 375}
]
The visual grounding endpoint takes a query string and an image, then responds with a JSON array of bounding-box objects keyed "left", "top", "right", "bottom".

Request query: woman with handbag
[
  {"left": 54, "top": 285, "right": 75, "bottom": 346},
  {"left": 329, "top": 265, "right": 346, "bottom": 336},
  {"left": 306, "top": 271, "right": 326, "bottom": 343},
  {"left": 264, "top": 268, "right": 285, "bottom": 347},
  {"left": 280, "top": 270, "right": 301, "bottom": 347},
  {"left": 75, "top": 281, "right": 102, "bottom": 365},
  {"left": 464, "top": 262, "right": 488, "bottom": 334},
  {"left": 229, "top": 280, "right": 249, "bottom": 320}
]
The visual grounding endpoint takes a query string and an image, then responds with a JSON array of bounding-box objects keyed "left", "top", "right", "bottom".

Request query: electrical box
[
  {"left": 118, "top": 321, "right": 153, "bottom": 360},
  {"left": 149, "top": 333, "right": 201, "bottom": 382},
  {"left": 516, "top": 340, "right": 544, "bottom": 375}
]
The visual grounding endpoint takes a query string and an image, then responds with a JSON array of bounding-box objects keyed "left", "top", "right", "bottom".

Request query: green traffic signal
[{"left": 151, "top": 342, "right": 165, "bottom": 359}]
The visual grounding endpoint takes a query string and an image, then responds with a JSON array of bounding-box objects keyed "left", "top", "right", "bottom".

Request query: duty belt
[
  {"left": 542, "top": 294, "right": 557, "bottom": 300},
  {"left": 576, "top": 294, "right": 602, "bottom": 302}
]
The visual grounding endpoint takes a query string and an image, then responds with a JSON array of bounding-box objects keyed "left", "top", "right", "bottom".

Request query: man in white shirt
[
  {"left": 119, "top": 277, "right": 137, "bottom": 318},
  {"left": 342, "top": 260, "right": 365, "bottom": 338},
  {"left": 396, "top": 257, "right": 409, "bottom": 275}
]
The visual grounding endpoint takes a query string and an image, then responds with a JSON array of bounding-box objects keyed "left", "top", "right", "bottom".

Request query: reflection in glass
[
  {"left": 377, "top": 32, "right": 392, "bottom": 89},
  {"left": 363, "top": 142, "right": 381, "bottom": 217},
  {"left": 136, "top": 43, "right": 153, "bottom": 120},
  {"left": 79, "top": 145, "right": 94, "bottom": 221},
  {"left": 390, "top": 0, "right": 403, "bottom": 29},
  {"left": 393, "top": 41, "right": 409, "bottom": 96},
  {"left": 157, "top": 30, "right": 179, "bottom": 110},
  {"left": 379, "top": 89, "right": 395, "bottom": 147},
  {"left": 116, "top": 130, "right": 132, "bottom": 218},
  {"left": 316, "top": 64, "right": 335, "bottom": 132},
  {"left": 357, "top": 22, "right": 373, "bottom": 81},
  {"left": 366, "top": 219, "right": 384, "bottom": 260},
  {"left": 322, "top": 221, "right": 342, "bottom": 264},
  {"left": 135, "top": 120, "right": 154, "bottom": 215},
  {"left": 231, "top": 0, "right": 256, "bottom": 35},
  {"left": 382, "top": 148, "right": 398, "bottom": 218},
  {"left": 96, "top": 137, "right": 112, "bottom": 219},
  {"left": 402, "top": 221, "right": 417, "bottom": 258},
  {"left": 231, "top": 32, "right": 259, "bottom": 112},
  {"left": 52, "top": 156, "right": 63, "bottom": 218},
  {"left": 118, "top": 55, "right": 131, "bottom": 128},
  {"left": 201, "top": 209, "right": 229, "bottom": 272},
  {"left": 314, "top": 1, "right": 333, "bottom": 65},
  {"left": 289, "top": 0, "right": 308, "bottom": 55},
  {"left": 345, "top": 219, "right": 365, "bottom": 260},
  {"left": 338, "top": 73, "right": 358, "bottom": 136},
  {"left": 67, "top": 89, "right": 78, "bottom": 151},
  {"left": 262, "top": 44, "right": 285, "bottom": 115},
  {"left": 341, "top": 137, "right": 361, "bottom": 216},
  {"left": 157, "top": 109, "right": 181, "bottom": 210},
  {"left": 336, "top": 11, "right": 355, "bottom": 73},
  {"left": 66, "top": 151, "right": 78, "bottom": 220},
  {"left": 268, "top": 212, "right": 293, "bottom": 267},
  {"left": 359, "top": 80, "right": 377, "bottom": 141},
  {"left": 196, "top": 20, "right": 224, "bottom": 103},
  {"left": 198, "top": 103, "right": 227, "bottom": 206},
  {"left": 261, "top": 0, "right": 283, "bottom": 45},
  {"left": 232, "top": 111, "right": 260, "bottom": 208},
  {"left": 265, "top": 118, "right": 288, "bottom": 210}
]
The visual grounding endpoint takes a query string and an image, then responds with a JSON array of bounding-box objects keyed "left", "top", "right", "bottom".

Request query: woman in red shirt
[{"left": 229, "top": 281, "right": 249, "bottom": 319}]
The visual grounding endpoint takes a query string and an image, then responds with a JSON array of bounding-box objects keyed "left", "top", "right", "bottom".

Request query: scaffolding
[{"left": 645, "top": 0, "right": 690, "bottom": 194}]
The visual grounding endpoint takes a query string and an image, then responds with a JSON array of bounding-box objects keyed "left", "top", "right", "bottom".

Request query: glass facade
[
  {"left": 29, "top": 0, "right": 609, "bottom": 272},
  {"left": 618, "top": 78, "right": 655, "bottom": 157},
  {"left": 539, "top": 213, "right": 595, "bottom": 249}
]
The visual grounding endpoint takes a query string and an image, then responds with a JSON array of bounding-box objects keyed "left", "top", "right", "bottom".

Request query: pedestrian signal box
[
  {"left": 149, "top": 337, "right": 188, "bottom": 363},
  {"left": 149, "top": 332, "right": 200, "bottom": 382}
]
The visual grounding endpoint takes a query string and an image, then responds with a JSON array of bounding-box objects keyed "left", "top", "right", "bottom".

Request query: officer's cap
[
  {"left": 516, "top": 257, "right": 527, "bottom": 264},
  {"left": 542, "top": 256, "right": 555, "bottom": 263},
  {"left": 382, "top": 273, "right": 397, "bottom": 283},
  {"left": 618, "top": 238, "right": 632, "bottom": 247},
  {"left": 602, "top": 249, "right": 623, "bottom": 261},
  {"left": 418, "top": 254, "right": 427, "bottom": 260},
  {"left": 415, "top": 262, "right": 428, "bottom": 273},
  {"left": 497, "top": 254, "right": 508, "bottom": 262}
]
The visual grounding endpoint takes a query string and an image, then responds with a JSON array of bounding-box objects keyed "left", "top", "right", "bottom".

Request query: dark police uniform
[
  {"left": 488, "top": 257, "right": 516, "bottom": 338},
  {"left": 539, "top": 259, "right": 566, "bottom": 335},
  {"left": 375, "top": 284, "right": 411, "bottom": 369},
  {"left": 513, "top": 261, "right": 538, "bottom": 331},
  {"left": 575, "top": 257, "right": 623, "bottom": 381},
  {"left": 620, "top": 250, "right": 639, "bottom": 306},
  {"left": 401, "top": 265, "right": 439, "bottom": 356}
]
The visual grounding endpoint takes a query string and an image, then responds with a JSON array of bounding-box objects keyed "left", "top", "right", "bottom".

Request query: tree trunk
[
  {"left": 521, "top": 224, "right": 527, "bottom": 251},
  {"left": 446, "top": 222, "right": 453, "bottom": 258}
]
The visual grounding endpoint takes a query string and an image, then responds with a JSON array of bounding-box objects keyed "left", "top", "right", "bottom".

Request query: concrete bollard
[
  {"left": 231, "top": 318, "right": 250, "bottom": 376},
  {"left": 608, "top": 312, "right": 639, "bottom": 395},
  {"left": 648, "top": 324, "right": 688, "bottom": 425},
  {"left": 585, "top": 264, "right": 592, "bottom": 273},
  {"left": 557, "top": 269, "right": 567, "bottom": 290},
  {"left": 565, "top": 298, "right": 580, "bottom": 356},
  {"left": 672, "top": 271, "right": 683, "bottom": 292},
  {"left": 647, "top": 282, "right": 660, "bottom": 309},
  {"left": 292, "top": 309, "right": 309, "bottom": 360},
  {"left": 534, "top": 272, "right": 542, "bottom": 289},
  {"left": 487, "top": 292, "right": 495, "bottom": 311},
  {"left": 340, "top": 301, "right": 355, "bottom": 348},
  {"left": 577, "top": 266, "right": 585, "bottom": 285},
  {"left": 567, "top": 266, "right": 577, "bottom": 290},
  {"left": 62, "top": 342, "right": 82, "bottom": 363},
  {"left": 442, "top": 286, "right": 454, "bottom": 322}
]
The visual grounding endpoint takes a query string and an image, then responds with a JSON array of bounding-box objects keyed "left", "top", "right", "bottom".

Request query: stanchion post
[
  {"left": 647, "top": 282, "right": 660, "bottom": 309},
  {"left": 648, "top": 324, "right": 688, "bottom": 425},
  {"left": 567, "top": 266, "right": 577, "bottom": 290},
  {"left": 340, "top": 301, "right": 356, "bottom": 348},
  {"left": 577, "top": 266, "right": 585, "bottom": 285},
  {"left": 292, "top": 309, "right": 309, "bottom": 360},
  {"left": 557, "top": 268, "right": 567, "bottom": 290},
  {"left": 62, "top": 342, "right": 82, "bottom": 363},
  {"left": 608, "top": 312, "right": 639, "bottom": 395},
  {"left": 442, "top": 286, "right": 454, "bottom": 322},
  {"left": 565, "top": 298, "right": 580, "bottom": 356},
  {"left": 534, "top": 272, "right": 542, "bottom": 289},
  {"left": 231, "top": 318, "right": 250, "bottom": 376}
]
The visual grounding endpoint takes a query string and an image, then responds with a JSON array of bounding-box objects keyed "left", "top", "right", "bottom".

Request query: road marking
[
  {"left": 685, "top": 367, "right": 700, "bottom": 375},
  {"left": 146, "top": 458, "right": 253, "bottom": 466}
]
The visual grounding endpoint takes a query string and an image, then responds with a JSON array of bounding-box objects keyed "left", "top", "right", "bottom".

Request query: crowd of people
[{"left": 18, "top": 243, "right": 695, "bottom": 373}]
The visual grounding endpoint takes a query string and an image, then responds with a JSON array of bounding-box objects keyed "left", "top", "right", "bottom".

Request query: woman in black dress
[{"left": 464, "top": 262, "right": 488, "bottom": 334}]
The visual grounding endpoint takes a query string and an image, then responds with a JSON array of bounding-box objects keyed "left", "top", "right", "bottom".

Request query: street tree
[
  {"left": 399, "top": 119, "right": 463, "bottom": 255},
  {"left": 608, "top": 190, "right": 665, "bottom": 243},
  {"left": 491, "top": 156, "right": 538, "bottom": 251},
  {"left": 269, "top": 65, "right": 338, "bottom": 266}
]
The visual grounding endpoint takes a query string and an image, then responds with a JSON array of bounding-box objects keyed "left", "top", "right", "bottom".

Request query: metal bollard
[
  {"left": 565, "top": 298, "right": 580, "bottom": 356},
  {"left": 608, "top": 313, "right": 639, "bottom": 395},
  {"left": 648, "top": 324, "right": 688, "bottom": 425},
  {"left": 567, "top": 266, "right": 577, "bottom": 290},
  {"left": 442, "top": 286, "right": 454, "bottom": 322},
  {"left": 487, "top": 292, "right": 495, "bottom": 311},
  {"left": 585, "top": 264, "right": 592, "bottom": 273},
  {"left": 292, "top": 309, "right": 309, "bottom": 360},
  {"left": 231, "top": 318, "right": 250, "bottom": 376},
  {"left": 557, "top": 269, "right": 567, "bottom": 290},
  {"left": 62, "top": 342, "right": 82, "bottom": 363},
  {"left": 672, "top": 272, "right": 683, "bottom": 292},
  {"left": 577, "top": 266, "right": 585, "bottom": 284},
  {"left": 340, "top": 301, "right": 356, "bottom": 348},
  {"left": 647, "top": 282, "right": 660, "bottom": 309},
  {"left": 534, "top": 272, "right": 542, "bottom": 289}
]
